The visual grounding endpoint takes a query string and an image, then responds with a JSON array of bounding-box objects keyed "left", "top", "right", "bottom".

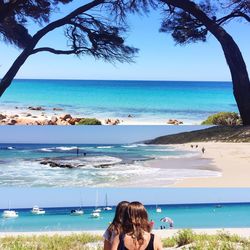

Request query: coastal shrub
[
  {"left": 0, "top": 234, "right": 102, "bottom": 250},
  {"left": 162, "top": 237, "right": 176, "bottom": 248},
  {"left": 201, "top": 112, "right": 242, "bottom": 125},
  {"left": 77, "top": 118, "right": 102, "bottom": 125},
  {"left": 175, "top": 229, "right": 196, "bottom": 247}
]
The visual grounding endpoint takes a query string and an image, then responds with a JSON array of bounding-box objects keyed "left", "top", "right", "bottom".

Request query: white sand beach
[{"left": 171, "top": 142, "right": 250, "bottom": 187}]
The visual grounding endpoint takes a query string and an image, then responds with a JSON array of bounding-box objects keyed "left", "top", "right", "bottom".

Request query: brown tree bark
[{"left": 164, "top": 0, "right": 250, "bottom": 125}]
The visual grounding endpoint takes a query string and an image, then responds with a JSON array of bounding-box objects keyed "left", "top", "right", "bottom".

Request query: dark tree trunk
[
  {"left": 0, "top": 44, "right": 35, "bottom": 97},
  {"left": 164, "top": 0, "right": 250, "bottom": 125},
  {"left": 0, "top": 0, "right": 103, "bottom": 97}
]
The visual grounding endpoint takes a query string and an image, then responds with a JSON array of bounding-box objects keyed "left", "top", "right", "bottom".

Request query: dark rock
[
  {"left": 0, "top": 114, "right": 6, "bottom": 120},
  {"left": 53, "top": 108, "right": 63, "bottom": 111},
  {"left": 28, "top": 106, "right": 45, "bottom": 111}
]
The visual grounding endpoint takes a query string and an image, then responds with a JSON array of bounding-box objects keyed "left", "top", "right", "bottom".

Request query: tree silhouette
[
  {"left": 158, "top": 0, "right": 250, "bottom": 124},
  {"left": 1, "top": 0, "right": 250, "bottom": 124},
  {"left": 0, "top": 0, "right": 138, "bottom": 97}
]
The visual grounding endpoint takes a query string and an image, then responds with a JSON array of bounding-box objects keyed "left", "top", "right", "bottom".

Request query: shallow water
[
  {"left": 0, "top": 143, "right": 219, "bottom": 187},
  {"left": 1, "top": 80, "right": 237, "bottom": 124}
]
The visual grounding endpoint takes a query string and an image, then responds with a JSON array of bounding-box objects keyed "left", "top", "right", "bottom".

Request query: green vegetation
[
  {"left": 162, "top": 230, "right": 250, "bottom": 249},
  {"left": 201, "top": 112, "right": 242, "bottom": 126},
  {"left": 0, "top": 234, "right": 102, "bottom": 250},
  {"left": 77, "top": 118, "right": 102, "bottom": 125},
  {"left": 147, "top": 126, "right": 250, "bottom": 144},
  {"left": 1, "top": 231, "right": 249, "bottom": 250}
]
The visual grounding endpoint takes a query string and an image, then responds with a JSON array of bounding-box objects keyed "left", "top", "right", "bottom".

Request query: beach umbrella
[{"left": 160, "top": 217, "right": 174, "bottom": 224}]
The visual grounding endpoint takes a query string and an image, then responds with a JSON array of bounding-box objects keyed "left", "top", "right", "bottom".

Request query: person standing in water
[{"left": 202, "top": 147, "right": 205, "bottom": 154}]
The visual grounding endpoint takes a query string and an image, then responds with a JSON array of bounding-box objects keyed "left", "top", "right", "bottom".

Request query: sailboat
[
  {"left": 91, "top": 191, "right": 101, "bottom": 217},
  {"left": 103, "top": 194, "right": 112, "bottom": 211},
  {"left": 71, "top": 209, "right": 84, "bottom": 216},
  {"left": 156, "top": 204, "right": 162, "bottom": 213},
  {"left": 2, "top": 201, "right": 18, "bottom": 218},
  {"left": 71, "top": 192, "right": 84, "bottom": 216}
]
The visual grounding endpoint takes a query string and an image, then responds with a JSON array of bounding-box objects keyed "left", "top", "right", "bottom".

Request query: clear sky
[
  {"left": 0, "top": 1, "right": 249, "bottom": 81},
  {"left": 0, "top": 188, "right": 250, "bottom": 209},
  {"left": 0, "top": 125, "right": 207, "bottom": 144}
]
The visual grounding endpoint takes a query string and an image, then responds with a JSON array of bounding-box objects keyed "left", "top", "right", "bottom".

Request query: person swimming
[
  {"left": 104, "top": 201, "right": 129, "bottom": 250},
  {"left": 111, "top": 201, "right": 163, "bottom": 250}
]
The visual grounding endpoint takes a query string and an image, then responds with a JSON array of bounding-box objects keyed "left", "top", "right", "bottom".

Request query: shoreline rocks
[{"left": 167, "top": 119, "right": 183, "bottom": 125}]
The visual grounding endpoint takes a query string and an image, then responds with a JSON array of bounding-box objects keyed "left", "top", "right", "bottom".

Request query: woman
[
  {"left": 111, "top": 202, "right": 162, "bottom": 250},
  {"left": 104, "top": 201, "right": 129, "bottom": 250}
]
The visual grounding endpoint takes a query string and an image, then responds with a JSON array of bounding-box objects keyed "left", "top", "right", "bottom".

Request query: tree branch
[
  {"left": 216, "top": 11, "right": 250, "bottom": 26},
  {"left": 32, "top": 47, "right": 80, "bottom": 55}
]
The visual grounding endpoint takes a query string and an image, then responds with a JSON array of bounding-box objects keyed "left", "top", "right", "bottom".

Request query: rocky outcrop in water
[{"left": 40, "top": 159, "right": 112, "bottom": 169}]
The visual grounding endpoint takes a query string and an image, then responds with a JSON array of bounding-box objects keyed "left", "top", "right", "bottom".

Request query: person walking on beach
[
  {"left": 111, "top": 201, "right": 163, "bottom": 250},
  {"left": 104, "top": 201, "right": 129, "bottom": 250},
  {"left": 201, "top": 147, "right": 205, "bottom": 154}
]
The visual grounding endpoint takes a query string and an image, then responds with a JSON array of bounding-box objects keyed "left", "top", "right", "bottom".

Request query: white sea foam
[
  {"left": 96, "top": 146, "right": 113, "bottom": 149},
  {"left": 40, "top": 148, "right": 53, "bottom": 152},
  {"left": 55, "top": 146, "right": 78, "bottom": 151},
  {"left": 0, "top": 151, "right": 219, "bottom": 187},
  {"left": 7, "top": 147, "right": 14, "bottom": 150},
  {"left": 122, "top": 145, "right": 138, "bottom": 148}
]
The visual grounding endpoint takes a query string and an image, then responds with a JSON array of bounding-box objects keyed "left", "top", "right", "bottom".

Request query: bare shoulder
[{"left": 153, "top": 234, "right": 163, "bottom": 250}]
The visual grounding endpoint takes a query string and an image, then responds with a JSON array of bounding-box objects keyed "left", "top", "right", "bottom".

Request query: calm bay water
[
  {"left": 0, "top": 203, "right": 250, "bottom": 232},
  {"left": 0, "top": 80, "right": 237, "bottom": 124}
]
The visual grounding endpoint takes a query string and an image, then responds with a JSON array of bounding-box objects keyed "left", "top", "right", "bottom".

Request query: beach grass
[
  {"left": 0, "top": 230, "right": 250, "bottom": 250},
  {"left": 162, "top": 229, "right": 250, "bottom": 249},
  {"left": 0, "top": 233, "right": 102, "bottom": 250}
]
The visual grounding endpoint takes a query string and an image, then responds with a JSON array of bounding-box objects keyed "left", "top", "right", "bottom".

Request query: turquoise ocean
[
  {"left": 1, "top": 203, "right": 250, "bottom": 232},
  {"left": 0, "top": 80, "right": 237, "bottom": 124},
  {"left": 0, "top": 143, "right": 219, "bottom": 187}
]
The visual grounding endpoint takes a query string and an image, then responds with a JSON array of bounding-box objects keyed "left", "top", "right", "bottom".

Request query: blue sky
[
  {"left": 0, "top": 2, "right": 249, "bottom": 81},
  {"left": 0, "top": 126, "right": 207, "bottom": 144},
  {"left": 0, "top": 188, "right": 250, "bottom": 209}
]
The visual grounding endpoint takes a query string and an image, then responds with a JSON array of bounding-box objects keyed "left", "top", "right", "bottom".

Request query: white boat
[
  {"left": 31, "top": 206, "right": 45, "bottom": 215},
  {"left": 71, "top": 209, "right": 84, "bottom": 216},
  {"left": 91, "top": 211, "right": 100, "bottom": 218},
  {"left": 92, "top": 190, "right": 101, "bottom": 214},
  {"left": 103, "top": 194, "right": 112, "bottom": 211},
  {"left": 2, "top": 210, "right": 18, "bottom": 218},
  {"left": 156, "top": 205, "right": 162, "bottom": 213},
  {"left": 93, "top": 208, "right": 102, "bottom": 213}
]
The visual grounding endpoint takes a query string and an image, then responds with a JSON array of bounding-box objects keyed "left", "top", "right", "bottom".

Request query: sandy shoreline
[
  {"left": 1, "top": 228, "right": 250, "bottom": 238},
  {"left": 166, "top": 142, "right": 250, "bottom": 187}
]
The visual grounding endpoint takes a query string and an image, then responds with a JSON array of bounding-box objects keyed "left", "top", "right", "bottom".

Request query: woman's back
[
  {"left": 119, "top": 232, "right": 154, "bottom": 250},
  {"left": 111, "top": 231, "right": 162, "bottom": 250}
]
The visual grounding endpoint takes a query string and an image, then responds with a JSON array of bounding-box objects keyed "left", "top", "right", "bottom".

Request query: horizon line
[
  {"left": 1, "top": 201, "right": 249, "bottom": 210},
  {"left": 12, "top": 78, "right": 232, "bottom": 83}
]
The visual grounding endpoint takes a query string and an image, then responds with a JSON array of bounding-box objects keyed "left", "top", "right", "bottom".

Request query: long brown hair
[
  {"left": 107, "top": 201, "right": 129, "bottom": 237},
  {"left": 122, "top": 201, "right": 151, "bottom": 246}
]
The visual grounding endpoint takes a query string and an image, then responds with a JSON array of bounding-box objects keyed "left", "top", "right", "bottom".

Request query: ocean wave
[
  {"left": 55, "top": 146, "right": 78, "bottom": 151},
  {"left": 7, "top": 147, "right": 14, "bottom": 150},
  {"left": 96, "top": 146, "right": 114, "bottom": 149},
  {"left": 0, "top": 156, "right": 220, "bottom": 187},
  {"left": 40, "top": 148, "right": 53, "bottom": 152},
  {"left": 122, "top": 145, "right": 138, "bottom": 148}
]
